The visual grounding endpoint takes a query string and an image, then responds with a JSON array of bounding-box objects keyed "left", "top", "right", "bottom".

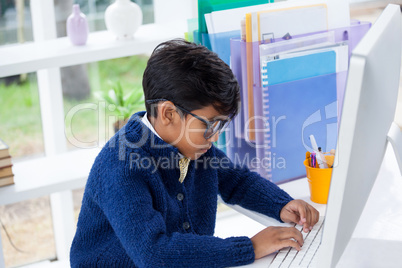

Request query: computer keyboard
[{"left": 269, "top": 217, "right": 325, "bottom": 268}]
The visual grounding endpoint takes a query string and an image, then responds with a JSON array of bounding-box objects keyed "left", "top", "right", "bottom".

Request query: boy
[{"left": 70, "top": 39, "right": 319, "bottom": 267}]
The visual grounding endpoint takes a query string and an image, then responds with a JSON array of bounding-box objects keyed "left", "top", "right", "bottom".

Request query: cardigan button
[
  {"left": 183, "top": 222, "right": 190, "bottom": 230},
  {"left": 176, "top": 193, "right": 184, "bottom": 201}
]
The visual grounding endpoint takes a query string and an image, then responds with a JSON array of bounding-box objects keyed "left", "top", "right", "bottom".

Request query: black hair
[{"left": 142, "top": 39, "right": 240, "bottom": 118}]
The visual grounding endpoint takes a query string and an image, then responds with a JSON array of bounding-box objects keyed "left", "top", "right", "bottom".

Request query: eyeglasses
[{"left": 146, "top": 99, "right": 231, "bottom": 139}]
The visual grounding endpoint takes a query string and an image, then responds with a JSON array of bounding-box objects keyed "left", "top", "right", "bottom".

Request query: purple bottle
[{"left": 66, "top": 4, "right": 89, "bottom": 46}]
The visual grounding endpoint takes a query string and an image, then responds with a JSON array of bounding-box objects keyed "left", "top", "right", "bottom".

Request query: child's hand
[
  {"left": 250, "top": 226, "right": 303, "bottom": 259},
  {"left": 280, "top": 199, "right": 320, "bottom": 233}
]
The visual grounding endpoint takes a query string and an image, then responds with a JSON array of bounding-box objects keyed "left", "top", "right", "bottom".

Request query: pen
[
  {"left": 311, "top": 152, "right": 316, "bottom": 168},
  {"left": 309, "top": 135, "right": 328, "bottom": 169}
]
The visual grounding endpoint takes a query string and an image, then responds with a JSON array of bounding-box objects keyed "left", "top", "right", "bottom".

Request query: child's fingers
[
  {"left": 281, "top": 227, "right": 304, "bottom": 247},
  {"left": 295, "top": 205, "right": 307, "bottom": 226},
  {"left": 286, "top": 212, "right": 301, "bottom": 225},
  {"left": 279, "top": 233, "right": 303, "bottom": 251},
  {"left": 251, "top": 226, "right": 304, "bottom": 259},
  {"left": 304, "top": 205, "right": 313, "bottom": 232},
  {"left": 278, "top": 240, "right": 302, "bottom": 251},
  {"left": 286, "top": 240, "right": 302, "bottom": 251},
  {"left": 304, "top": 204, "right": 319, "bottom": 231}
]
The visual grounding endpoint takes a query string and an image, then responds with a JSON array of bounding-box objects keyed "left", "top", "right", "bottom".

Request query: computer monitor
[
  {"left": 317, "top": 4, "right": 402, "bottom": 267},
  {"left": 222, "top": 4, "right": 402, "bottom": 267}
]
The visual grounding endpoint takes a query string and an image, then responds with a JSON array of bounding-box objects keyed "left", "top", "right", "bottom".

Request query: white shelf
[
  {"left": 0, "top": 148, "right": 100, "bottom": 205},
  {"left": 0, "top": 21, "right": 187, "bottom": 78}
]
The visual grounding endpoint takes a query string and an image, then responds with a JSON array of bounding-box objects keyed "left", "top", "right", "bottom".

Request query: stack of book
[{"left": 0, "top": 138, "right": 14, "bottom": 187}]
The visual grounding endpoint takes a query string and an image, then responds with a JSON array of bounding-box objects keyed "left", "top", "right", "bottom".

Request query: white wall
[{"left": 153, "top": 0, "right": 197, "bottom": 24}]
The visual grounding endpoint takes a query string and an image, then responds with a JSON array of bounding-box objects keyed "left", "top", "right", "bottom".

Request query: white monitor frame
[{"left": 317, "top": 4, "right": 402, "bottom": 267}]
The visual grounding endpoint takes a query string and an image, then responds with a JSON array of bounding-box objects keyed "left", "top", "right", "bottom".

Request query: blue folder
[
  {"left": 209, "top": 30, "right": 241, "bottom": 65},
  {"left": 262, "top": 50, "right": 337, "bottom": 85},
  {"left": 261, "top": 50, "right": 338, "bottom": 183}
]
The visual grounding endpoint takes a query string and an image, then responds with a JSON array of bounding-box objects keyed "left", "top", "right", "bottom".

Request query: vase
[
  {"left": 104, "top": 0, "right": 143, "bottom": 40},
  {"left": 66, "top": 4, "right": 89, "bottom": 46}
]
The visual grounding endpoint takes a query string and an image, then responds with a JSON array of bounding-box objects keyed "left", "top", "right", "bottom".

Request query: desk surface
[{"left": 215, "top": 143, "right": 402, "bottom": 267}]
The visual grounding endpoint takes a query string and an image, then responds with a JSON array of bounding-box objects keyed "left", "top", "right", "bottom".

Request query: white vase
[{"left": 104, "top": 0, "right": 143, "bottom": 40}]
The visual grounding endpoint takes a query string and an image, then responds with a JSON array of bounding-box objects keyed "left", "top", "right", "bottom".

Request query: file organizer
[
  {"left": 227, "top": 21, "right": 371, "bottom": 183},
  {"left": 197, "top": 0, "right": 270, "bottom": 59}
]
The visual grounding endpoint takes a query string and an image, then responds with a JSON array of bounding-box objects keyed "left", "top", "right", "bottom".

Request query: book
[
  {"left": 0, "top": 156, "right": 12, "bottom": 168},
  {"left": 0, "top": 138, "right": 10, "bottom": 159},
  {"left": 0, "top": 175, "right": 14, "bottom": 187},
  {"left": 0, "top": 166, "right": 13, "bottom": 178}
]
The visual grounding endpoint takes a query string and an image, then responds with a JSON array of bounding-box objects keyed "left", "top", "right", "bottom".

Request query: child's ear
[{"left": 159, "top": 101, "right": 178, "bottom": 126}]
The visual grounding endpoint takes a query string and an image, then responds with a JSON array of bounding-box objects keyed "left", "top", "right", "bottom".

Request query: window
[
  {"left": 0, "top": 1, "right": 154, "bottom": 267},
  {"left": 0, "top": 0, "right": 33, "bottom": 45},
  {"left": 0, "top": 197, "right": 56, "bottom": 267},
  {"left": 64, "top": 55, "right": 148, "bottom": 150},
  {"left": 0, "top": 73, "right": 44, "bottom": 159}
]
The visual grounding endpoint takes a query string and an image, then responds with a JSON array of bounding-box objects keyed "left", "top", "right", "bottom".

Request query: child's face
[{"left": 172, "top": 105, "right": 228, "bottom": 160}]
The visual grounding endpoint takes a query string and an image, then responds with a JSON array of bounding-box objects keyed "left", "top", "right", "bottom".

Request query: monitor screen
[{"left": 318, "top": 4, "right": 402, "bottom": 267}]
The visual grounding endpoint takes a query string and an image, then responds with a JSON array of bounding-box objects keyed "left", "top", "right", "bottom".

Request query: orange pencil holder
[{"left": 303, "top": 155, "right": 334, "bottom": 204}]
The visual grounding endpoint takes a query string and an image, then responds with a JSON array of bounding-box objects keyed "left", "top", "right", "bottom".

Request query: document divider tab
[
  {"left": 230, "top": 38, "right": 245, "bottom": 140},
  {"left": 240, "top": 39, "right": 249, "bottom": 138},
  {"left": 254, "top": 4, "right": 329, "bottom": 42},
  {"left": 193, "top": 30, "right": 212, "bottom": 50},
  {"left": 225, "top": 122, "right": 258, "bottom": 173},
  {"left": 246, "top": 41, "right": 258, "bottom": 141},
  {"left": 209, "top": 30, "right": 241, "bottom": 65},
  {"left": 335, "top": 20, "right": 371, "bottom": 59},
  {"left": 257, "top": 21, "right": 371, "bottom": 61},
  {"left": 259, "top": 31, "right": 336, "bottom": 62}
]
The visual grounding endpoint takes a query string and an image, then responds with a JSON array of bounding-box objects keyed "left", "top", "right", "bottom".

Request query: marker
[
  {"left": 311, "top": 152, "right": 316, "bottom": 168},
  {"left": 309, "top": 135, "right": 328, "bottom": 168}
]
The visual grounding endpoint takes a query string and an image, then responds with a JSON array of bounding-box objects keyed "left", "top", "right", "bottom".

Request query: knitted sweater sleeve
[
  {"left": 98, "top": 161, "right": 254, "bottom": 268},
  {"left": 215, "top": 148, "right": 293, "bottom": 222}
]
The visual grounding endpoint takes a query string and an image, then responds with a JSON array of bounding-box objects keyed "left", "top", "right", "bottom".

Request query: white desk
[{"left": 215, "top": 143, "right": 402, "bottom": 267}]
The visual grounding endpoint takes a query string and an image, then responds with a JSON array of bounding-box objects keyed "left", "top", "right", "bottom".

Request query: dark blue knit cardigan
[{"left": 70, "top": 111, "right": 293, "bottom": 267}]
